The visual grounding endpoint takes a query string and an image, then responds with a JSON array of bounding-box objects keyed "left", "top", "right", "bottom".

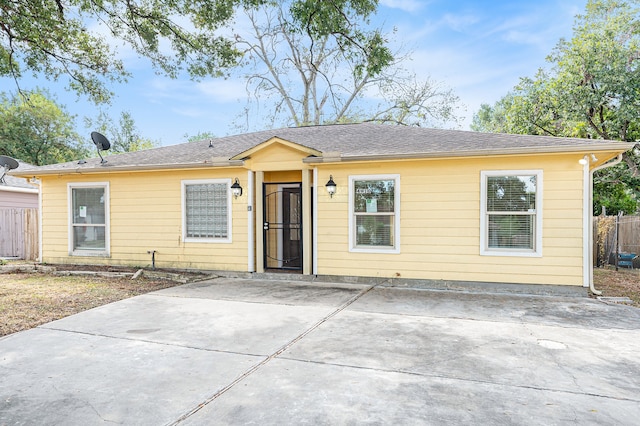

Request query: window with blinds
[
  {"left": 69, "top": 183, "right": 109, "bottom": 255},
  {"left": 481, "top": 171, "right": 542, "bottom": 256},
  {"left": 349, "top": 175, "right": 400, "bottom": 253},
  {"left": 183, "top": 180, "right": 231, "bottom": 242}
]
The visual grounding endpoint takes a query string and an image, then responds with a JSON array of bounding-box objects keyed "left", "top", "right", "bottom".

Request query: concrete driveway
[{"left": 1, "top": 277, "right": 639, "bottom": 425}]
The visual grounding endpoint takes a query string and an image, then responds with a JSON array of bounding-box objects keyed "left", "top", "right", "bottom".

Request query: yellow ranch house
[{"left": 11, "top": 123, "right": 634, "bottom": 295}]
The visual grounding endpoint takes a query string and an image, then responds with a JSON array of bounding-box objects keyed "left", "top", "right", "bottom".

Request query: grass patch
[
  {"left": 0, "top": 273, "right": 180, "bottom": 337},
  {"left": 1, "top": 266, "right": 638, "bottom": 337}
]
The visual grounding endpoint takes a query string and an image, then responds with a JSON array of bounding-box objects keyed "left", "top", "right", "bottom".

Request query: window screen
[
  {"left": 486, "top": 175, "right": 537, "bottom": 250},
  {"left": 185, "top": 183, "right": 228, "bottom": 239},
  {"left": 71, "top": 186, "right": 107, "bottom": 251},
  {"left": 353, "top": 179, "right": 396, "bottom": 248}
]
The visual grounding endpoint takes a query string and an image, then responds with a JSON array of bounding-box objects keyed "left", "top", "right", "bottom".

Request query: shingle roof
[
  {"left": 2, "top": 162, "right": 38, "bottom": 190},
  {"left": 0, "top": 175, "right": 37, "bottom": 189},
  {"left": 10, "top": 123, "right": 634, "bottom": 175}
]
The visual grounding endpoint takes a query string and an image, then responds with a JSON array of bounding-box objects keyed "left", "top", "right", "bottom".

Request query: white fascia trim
[
  {"left": 313, "top": 167, "right": 318, "bottom": 275},
  {"left": 0, "top": 186, "right": 38, "bottom": 194},
  {"left": 582, "top": 157, "right": 591, "bottom": 287},
  {"left": 247, "top": 170, "right": 255, "bottom": 272}
]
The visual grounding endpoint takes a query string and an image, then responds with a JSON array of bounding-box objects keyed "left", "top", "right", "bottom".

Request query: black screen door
[{"left": 263, "top": 183, "right": 302, "bottom": 270}]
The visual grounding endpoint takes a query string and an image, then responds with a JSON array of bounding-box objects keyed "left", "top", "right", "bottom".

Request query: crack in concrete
[
  {"left": 166, "top": 283, "right": 377, "bottom": 426},
  {"left": 36, "top": 326, "right": 268, "bottom": 359},
  {"left": 274, "top": 356, "right": 640, "bottom": 404}
]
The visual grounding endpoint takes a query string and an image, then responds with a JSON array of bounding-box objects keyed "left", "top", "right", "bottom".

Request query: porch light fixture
[
  {"left": 231, "top": 178, "right": 243, "bottom": 198},
  {"left": 325, "top": 175, "right": 337, "bottom": 198}
]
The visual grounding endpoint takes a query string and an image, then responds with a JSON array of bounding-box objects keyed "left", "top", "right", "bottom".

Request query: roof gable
[
  {"left": 233, "top": 137, "right": 322, "bottom": 171},
  {"left": 230, "top": 137, "right": 322, "bottom": 161}
]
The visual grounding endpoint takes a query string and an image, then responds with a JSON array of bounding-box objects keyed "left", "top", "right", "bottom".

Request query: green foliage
[
  {"left": 594, "top": 180, "right": 637, "bottom": 215},
  {"left": 593, "top": 160, "right": 640, "bottom": 215},
  {"left": 184, "top": 132, "right": 217, "bottom": 143},
  {"left": 289, "top": 0, "right": 391, "bottom": 78},
  {"left": 471, "top": 0, "right": 640, "bottom": 213},
  {"left": 0, "top": 90, "right": 89, "bottom": 165},
  {"left": 84, "top": 111, "right": 159, "bottom": 153},
  {"left": 0, "top": 0, "right": 255, "bottom": 103},
  {"left": 1, "top": 0, "right": 393, "bottom": 106}
]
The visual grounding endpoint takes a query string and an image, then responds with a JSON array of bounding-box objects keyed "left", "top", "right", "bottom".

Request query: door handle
[{"left": 263, "top": 222, "right": 269, "bottom": 230}]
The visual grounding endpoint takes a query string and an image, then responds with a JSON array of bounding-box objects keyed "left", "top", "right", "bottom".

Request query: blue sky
[{"left": 0, "top": 0, "right": 587, "bottom": 147}]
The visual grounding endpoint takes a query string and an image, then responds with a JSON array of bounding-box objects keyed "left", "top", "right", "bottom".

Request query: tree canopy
[
  {"left": 235, "top": 3, "right": 459, "bottom": 128},
  {"left": 1, "top": 0, "right": 389, "bottom": 104},
  {"left": 472, "top": 0, "right": 640, "bottom": 214},
  {"left": 0, "top": 90, "right": 157, "bottom": 165},
  {"left": 0, "top": 90, "right": 88, "bottom": 165},
  {"left": 85, "top": 111, "right": 159, "bottom": 153}
]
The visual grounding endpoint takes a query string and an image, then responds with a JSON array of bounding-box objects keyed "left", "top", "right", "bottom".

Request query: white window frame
[
  {"left": 68, "top": 182, "right": 110, "bottom": 257},
  {"left": 349, "top": 174, "right": 400, "bottom": 254},
  {"left": 182, "top": 179, "right": 232, "bottom": 244},
  {"left": 480, "top": 170, "right": 543, "bottom": 257}
]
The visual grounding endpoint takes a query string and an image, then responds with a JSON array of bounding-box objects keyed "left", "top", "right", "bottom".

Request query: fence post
[{"left": 615, "top": 211, "right": 623, "bottom": 271}]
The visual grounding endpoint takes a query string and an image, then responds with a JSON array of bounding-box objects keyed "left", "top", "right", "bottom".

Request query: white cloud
[
  {"left": 142, "top": 77, "right": 246, "bottom": 104},
  {"left": 379, "top": 0, "right": 426, "bottom": 13},
  {"left": 170, "top": 107, "right": 208, "bottom": 118},
  {"left": 440, "top": 13, "right": 481, "bottom": 32},
  {"left": 195, "top": 80, "right": 248, "bottom": 103}
]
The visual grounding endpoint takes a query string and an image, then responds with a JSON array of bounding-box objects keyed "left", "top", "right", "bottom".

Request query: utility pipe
[{"left": 586, "top": 153, "right": 623, "bottom": 295}]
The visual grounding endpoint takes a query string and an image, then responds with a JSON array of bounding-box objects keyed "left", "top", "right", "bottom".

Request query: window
[
  {"left": 481, "top": 171, "right": 542, "bottom": 257},
  {"left": 69, "top": 183, "right": 109, "bottom": 256},
  {"left": 182, "top": 179, "right": 232, "bottom": 243},
  {"left": 349, "top": 175, "right": 400, "bottom": 253}
]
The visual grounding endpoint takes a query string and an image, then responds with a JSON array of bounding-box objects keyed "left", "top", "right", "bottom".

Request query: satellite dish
[
  {"left": 91, "top": 131, "right": 111, "bottom": 163},
  {"left": 0, "top": 155, "right": 19, "bottom": 184}
]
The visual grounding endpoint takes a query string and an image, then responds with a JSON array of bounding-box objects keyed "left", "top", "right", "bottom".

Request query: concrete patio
[{"left": 1, "top": 277, "right": 639, "bottom": 425}]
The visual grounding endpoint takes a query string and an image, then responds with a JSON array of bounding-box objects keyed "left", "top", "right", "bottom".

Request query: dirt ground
[
  {"left": 0, "top": 264, "right": 206, "bottom": 337},
  {"left": 593, "top": 266, "right": 640, "bottom": 307},
  {"left": 1, "top": 264, "right": 638, "bottom": 337}
]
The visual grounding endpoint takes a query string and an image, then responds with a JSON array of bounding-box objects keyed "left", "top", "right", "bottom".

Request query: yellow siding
[
  {"left": 315, "top": 154, "right": 587, "bottom": 286},
  {"left": 245, "top": 143, "right": 312, "bottom": 171},
  {"left": 264, "top": 170, "right": 302, "bottom": 183},
  {"left": 39, "top": 147, "right": 594, "bottom": 287},
  {"left": 40, "top": 169, "right": 249, "bottom": 271}
]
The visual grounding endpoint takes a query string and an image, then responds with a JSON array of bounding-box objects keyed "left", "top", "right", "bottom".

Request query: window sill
[
  {"left": 183, "top": 237, "right": 232, "bottom": 244},
  {"left": 481, "top": 249, "right": 542, "bottom": 258},
  {"left": 349, "top": 246, "right": 400, "bottom": 254},
  {"left": 70, "top": 250, "right": 110, "bottom": 257}
]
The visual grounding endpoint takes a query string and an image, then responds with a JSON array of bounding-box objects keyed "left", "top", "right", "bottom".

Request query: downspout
[{"left": 586, "top": 153, "right": 624, "bottom": 295}]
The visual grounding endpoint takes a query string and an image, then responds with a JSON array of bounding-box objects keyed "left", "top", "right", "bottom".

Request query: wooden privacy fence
[
  {"left": 593, "top": 214, "right": 640, "bottom": 268},
  {"left": 0, "top": 208, "right": 38, "bottom": 261}
]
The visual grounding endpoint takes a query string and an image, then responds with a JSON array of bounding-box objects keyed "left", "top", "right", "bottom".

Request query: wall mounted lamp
[
  {"left": 579, "top": 153, "right": 599, "bottom": 165},
  {"left": 231, "top": 178, "right": 243, "bottom": 198},
  {"left": 325, "top": 175, "right": 337, "bottom": 198}
]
